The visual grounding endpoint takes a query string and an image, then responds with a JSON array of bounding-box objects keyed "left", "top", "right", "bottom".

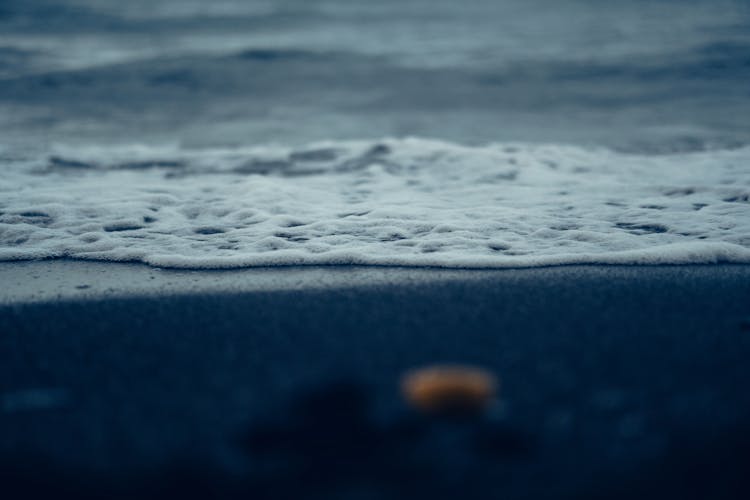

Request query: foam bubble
[{"left": 1, "top": 138, "right": 749, "bottom": 268}]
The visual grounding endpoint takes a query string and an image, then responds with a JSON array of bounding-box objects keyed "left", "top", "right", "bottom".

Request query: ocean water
[{"left": 1, "top": 0, "right": 749, "bottom": 268}]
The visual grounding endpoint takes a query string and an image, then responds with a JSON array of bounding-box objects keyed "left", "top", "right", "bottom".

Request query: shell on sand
[{"left": 401, "top": 365, "right": 498, "bottom": 414}]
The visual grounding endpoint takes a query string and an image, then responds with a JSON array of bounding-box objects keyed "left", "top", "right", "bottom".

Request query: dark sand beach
[{"left": 2, "top": 262, "right": 750, "bottom": 499}]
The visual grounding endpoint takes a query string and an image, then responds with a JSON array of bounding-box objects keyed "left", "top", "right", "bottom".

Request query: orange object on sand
[{"left": 401, "top": 364, "right": 498, "bottom": 414}]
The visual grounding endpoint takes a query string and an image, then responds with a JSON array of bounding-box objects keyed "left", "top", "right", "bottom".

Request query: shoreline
[{"left": 3, "top": 259, "right": 750, "bottom": 304}]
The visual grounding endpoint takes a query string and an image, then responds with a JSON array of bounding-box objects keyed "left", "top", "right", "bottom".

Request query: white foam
[{"left": 1, "top": 138, "right": 749, "bottom": 269}]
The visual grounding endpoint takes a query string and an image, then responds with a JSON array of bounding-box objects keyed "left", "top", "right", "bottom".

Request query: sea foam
[{"left": 1, "top": 138, "right": 749, "bottom": 268}]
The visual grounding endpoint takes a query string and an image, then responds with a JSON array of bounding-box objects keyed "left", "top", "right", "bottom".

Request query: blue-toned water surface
[
  {"left": 1, "top": 0, "right": 748, "bottom": 149},
  {"left": 1, "top": 0, "right": 750, "bottom": 269}
]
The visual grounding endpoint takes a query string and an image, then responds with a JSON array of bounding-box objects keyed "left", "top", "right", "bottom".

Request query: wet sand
[{"left": 1, "top": 262, "right": 750, "bottom": 499}]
